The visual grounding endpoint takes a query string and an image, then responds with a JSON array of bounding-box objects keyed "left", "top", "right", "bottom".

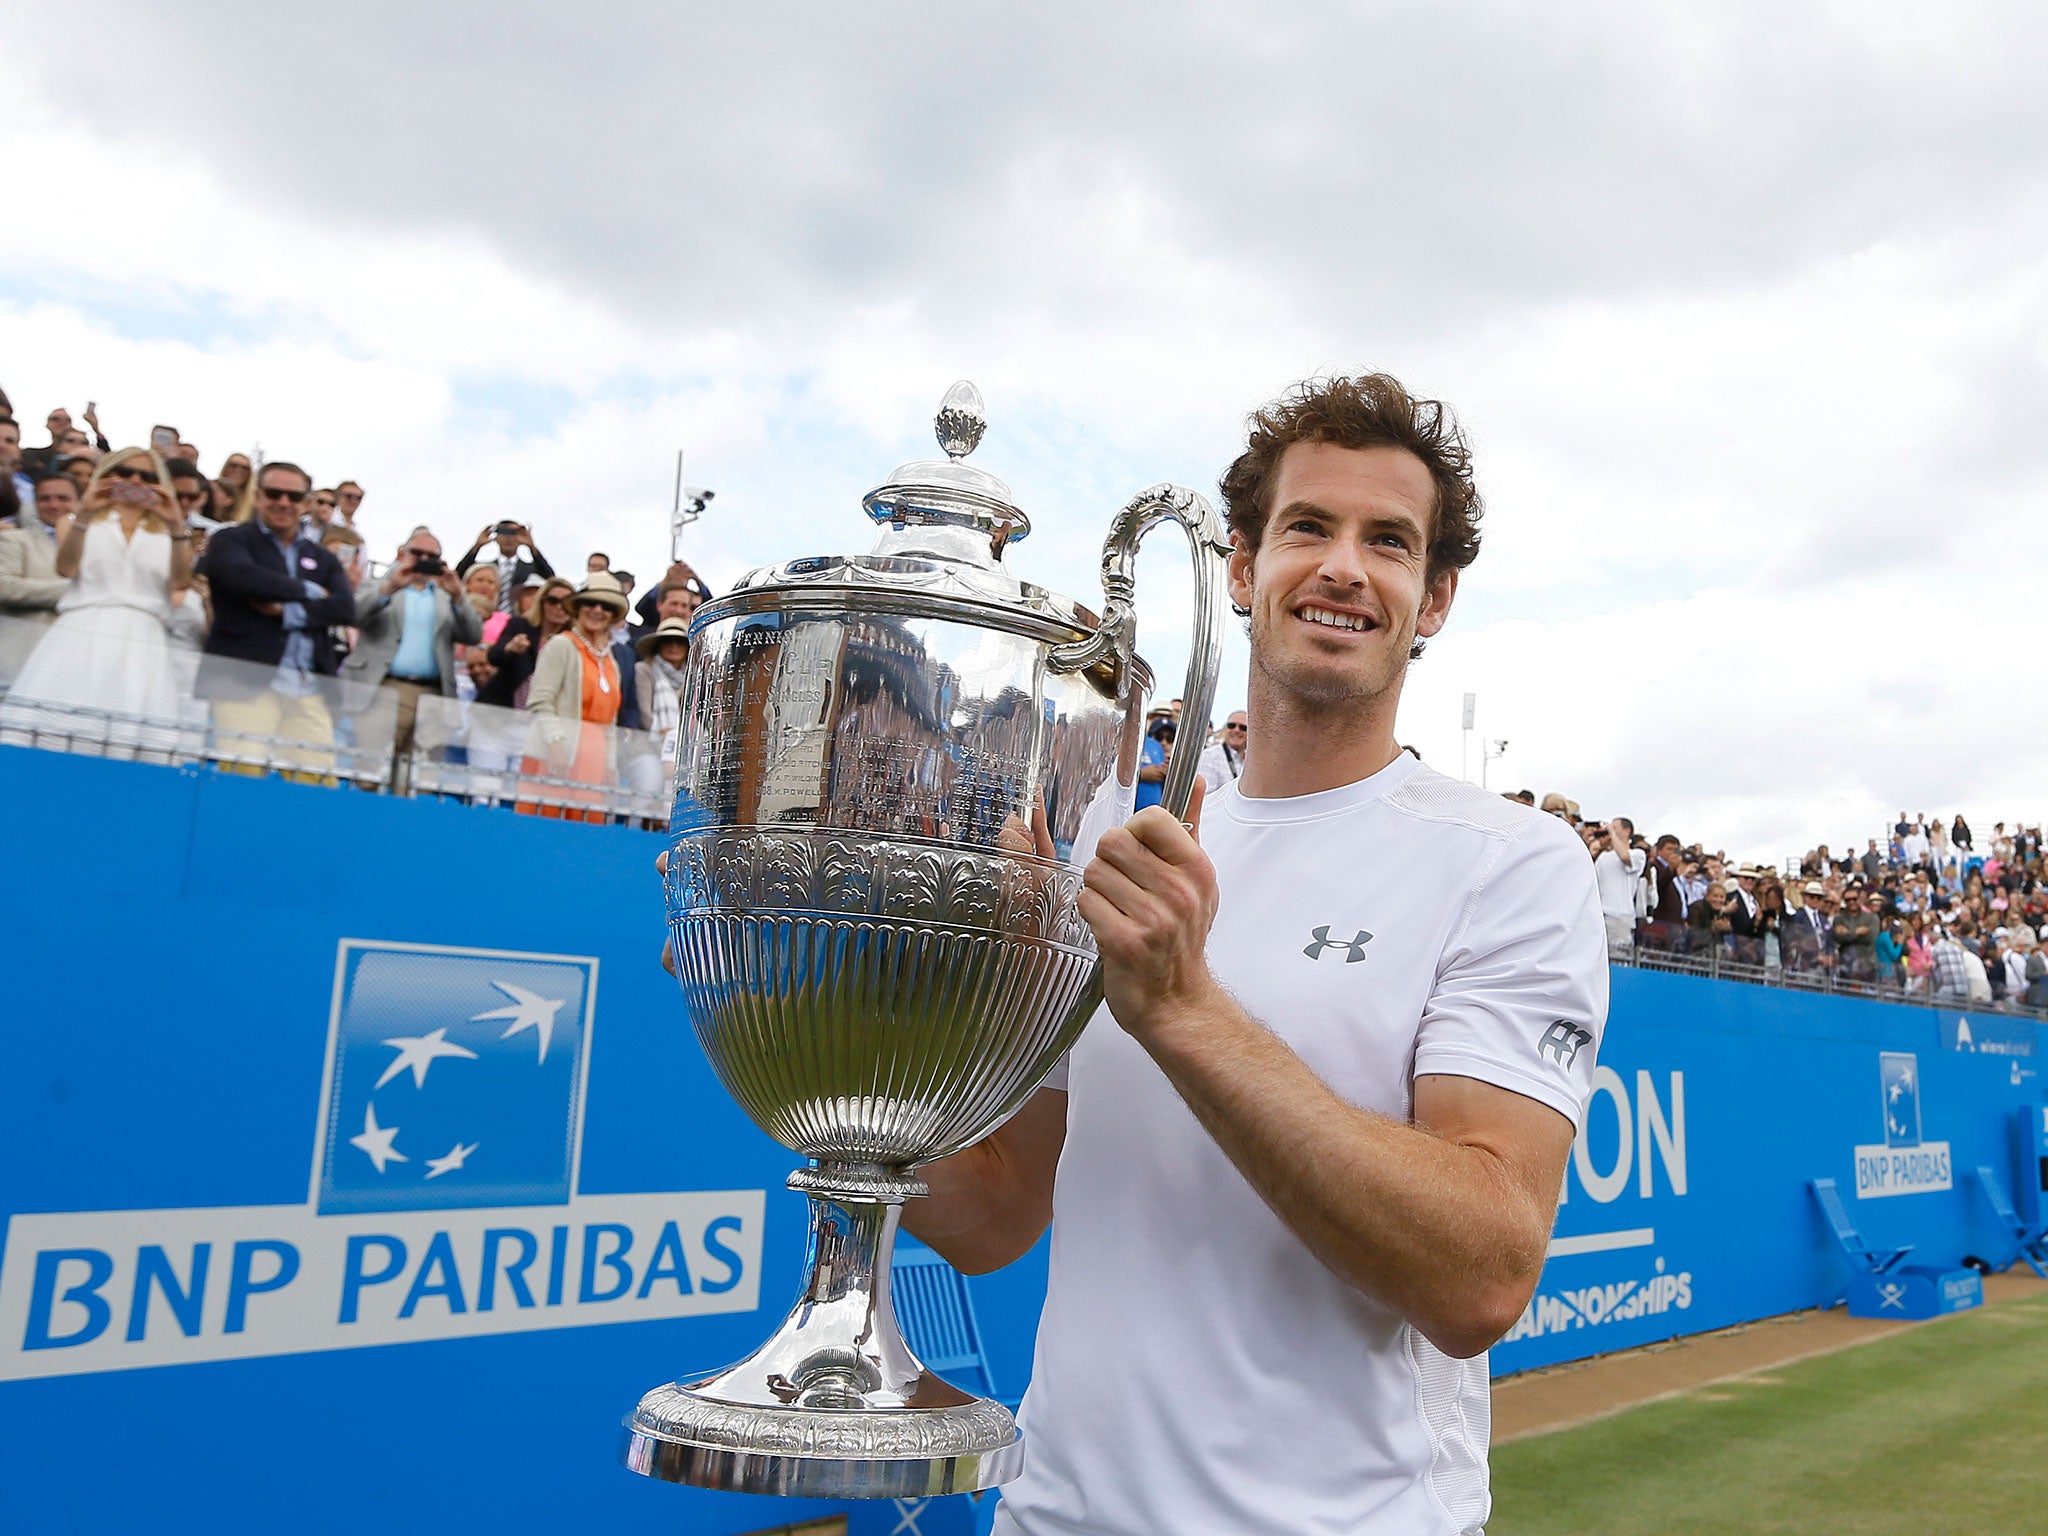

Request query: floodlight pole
[
  {"left": 669, "top": 451, "right": 714, "bottom": 564},
  {"left": 1482, "top": 738, "right": 1508, "bottom": 791}
]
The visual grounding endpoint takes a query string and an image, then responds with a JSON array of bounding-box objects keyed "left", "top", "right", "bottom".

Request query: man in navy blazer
[{"left": 198, "top": 460, "right": 357, "bottom": 776}]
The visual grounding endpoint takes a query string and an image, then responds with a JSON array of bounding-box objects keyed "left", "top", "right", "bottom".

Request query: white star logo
[
  {"left": 424, "top": 1141, "right": 480, "bottom": 1180},
  {"left": 349, "top": 1101, "right": 407, "bottom": 1174},
  {"left": 471, "top": 980, "right": 566, "bottom": 1063},
  {"left": 374, "top": 1026, "right": 479, "bottom": 1090}
]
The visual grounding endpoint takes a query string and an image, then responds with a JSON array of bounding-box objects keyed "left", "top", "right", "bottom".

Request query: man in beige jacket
[{"left": 0, "top": 468, "right": 80, "bottom": 678}]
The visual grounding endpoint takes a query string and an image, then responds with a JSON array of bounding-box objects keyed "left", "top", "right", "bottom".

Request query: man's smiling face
[{"left": 1227, "top": 440, "right": 1455, "bottom": 711}]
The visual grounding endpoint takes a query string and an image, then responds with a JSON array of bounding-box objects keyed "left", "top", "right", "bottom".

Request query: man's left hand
[{"left": 1079, "top": 778, "right": 1219, "bottom": 1042}]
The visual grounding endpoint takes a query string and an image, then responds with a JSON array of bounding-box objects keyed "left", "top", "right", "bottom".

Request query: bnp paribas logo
[
  {"left": 1852, "top": 1050, "right": 1953, "bottom": 1199},
  {"left": 0, "top": 941, "right": 764, "bottom": 1383},
  {"left": 316, "top": 947, "right": 592, "bottom": 1215}
]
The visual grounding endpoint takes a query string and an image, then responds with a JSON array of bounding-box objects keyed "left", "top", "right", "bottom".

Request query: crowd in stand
[
  {"left": 1508, "top": 790, "right": 2048, "bottom": 1013},
  {"left": 0, "top": 389, "right": 710, "bottom": 820},
  {"left": 5, "top": 389, "right": 2044, "bottom": 1013}
]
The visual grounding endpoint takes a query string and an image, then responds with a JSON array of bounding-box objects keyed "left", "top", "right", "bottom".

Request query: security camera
[{"left": 684, "top": 487, "right": 715, "bottom": 505}]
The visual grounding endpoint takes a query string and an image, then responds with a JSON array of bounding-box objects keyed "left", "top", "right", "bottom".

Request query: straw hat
[
  {"left": 636, "top": 616, "right": 692, "bottom": 659},
  {"left": 571, "top": 571, "right": 630, "bottom": 616}
]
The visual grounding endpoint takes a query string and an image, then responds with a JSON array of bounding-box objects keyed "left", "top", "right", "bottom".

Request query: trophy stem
[{"left": 621, "top": 1161, "right": 1023, "bottom": 1498}]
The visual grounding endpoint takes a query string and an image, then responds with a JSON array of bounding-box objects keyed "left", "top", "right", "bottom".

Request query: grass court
[{"left": 1490, "top": 1289, "right": 2048, "bottom": 1534}]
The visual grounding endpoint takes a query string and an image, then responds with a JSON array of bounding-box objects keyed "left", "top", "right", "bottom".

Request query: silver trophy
[{"left": 623, "top": 382, "right": 1229, "bottom": 1499}]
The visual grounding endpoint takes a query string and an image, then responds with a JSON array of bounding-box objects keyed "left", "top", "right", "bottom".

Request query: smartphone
[{"left": 150, "top": 424, "right": 178, "bottom": 451}]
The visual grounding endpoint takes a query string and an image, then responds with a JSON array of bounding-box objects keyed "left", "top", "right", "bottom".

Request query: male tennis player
[{"left": 909, "top": 373, "right": 1608, "bottom": 1536}]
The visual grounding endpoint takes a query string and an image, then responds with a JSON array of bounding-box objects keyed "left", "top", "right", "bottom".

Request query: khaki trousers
[
  {"left": 210, "top": 689, "right": 336, "bottom": 783},
  {"left": 381, "top": 676, "right": 435, "bottom": 758}
]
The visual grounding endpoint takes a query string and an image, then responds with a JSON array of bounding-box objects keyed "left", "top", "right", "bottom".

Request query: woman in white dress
[{"left": 0, "top": 446, "right": 194, "bottom": 761}]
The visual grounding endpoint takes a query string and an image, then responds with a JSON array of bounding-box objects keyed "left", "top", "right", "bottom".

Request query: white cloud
[{"left": 2, "top": 6, "right": 2043, "bottom": 856}]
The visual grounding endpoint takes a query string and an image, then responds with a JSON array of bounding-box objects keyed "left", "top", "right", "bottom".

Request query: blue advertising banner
[
  {"left": 1495, "top": 968, "right": 2042, "bottom": 1369},
  {"left": 1, "top": 746, "right": 2039, "bottom": 1531},
  {"left": 0, "top": 748, "right": 974, "bottom": 1535}
]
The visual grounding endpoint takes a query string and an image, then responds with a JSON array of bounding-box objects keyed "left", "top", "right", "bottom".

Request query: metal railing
[
  {"left": 0, "top": 613, "right": 670, "bottom": 822},
  {"left": 1614, "top": 939, "right": 2048, "bottom": 1023}
]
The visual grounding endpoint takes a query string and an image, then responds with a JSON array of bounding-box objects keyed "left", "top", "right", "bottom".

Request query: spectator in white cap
[
  {"left": 635, "top": 615, "right": 690, "bottom": 779},
  {"left": 1783, "top": 880, "right": 1833, "bottom": 972}
]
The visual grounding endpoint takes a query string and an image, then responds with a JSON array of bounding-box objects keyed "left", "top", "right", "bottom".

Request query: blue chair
[
  {"left": 1810, "top": 1177, "right": 1912, "bottom": 1307},
  {"left": 1971, "top": 1165, "right": 2048, "bottom": 1279},
  {"left": 890, "top": 1237, "right": 1012, "bottom": 1535},
  {"left": 892, "top": 1235, "right": 1008, "bottom": 1405}
]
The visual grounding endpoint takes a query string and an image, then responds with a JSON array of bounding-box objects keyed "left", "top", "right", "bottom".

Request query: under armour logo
[
  {"left": 1304, "top": 926, "right": 1373, "bottom": 962},
  {"left": 1538, "top": 1020, "right": 1593, "bottom": 1066}
]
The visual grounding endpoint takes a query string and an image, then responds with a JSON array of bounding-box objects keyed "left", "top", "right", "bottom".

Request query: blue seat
[
  {"left": 1810, "top": 1177, "right": 1912, "bottom": 1307},
  {"left": 892, "top": 1234, "right": 1009, "bottom": 1405},
  {"left": 890, "top": 1237, "right": 1012, "bottom": 1536},
  {"left": 1971, "top": 1165, "right": 2048, "bottom": 1279}
]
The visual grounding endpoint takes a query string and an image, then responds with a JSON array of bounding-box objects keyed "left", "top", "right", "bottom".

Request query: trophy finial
[{"left": 935, "top": 380, "right": 987, "bottom": 460}]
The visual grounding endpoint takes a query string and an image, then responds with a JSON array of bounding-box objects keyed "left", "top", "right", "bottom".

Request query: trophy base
[
  {"left": 622, "top": 1382, "right": 1022, "bottom": 1498},
  {"left": 622, "top": 1169, "right": 1024, "bottom": 1500}
]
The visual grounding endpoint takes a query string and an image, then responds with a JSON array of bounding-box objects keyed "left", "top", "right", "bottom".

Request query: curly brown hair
[{"left": 1219, "top": 373, "right": 1484, "bottom": 583}]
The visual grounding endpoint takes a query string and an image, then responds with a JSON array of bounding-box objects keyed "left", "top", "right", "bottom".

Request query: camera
[{"left": 413, "top": 554, "right": 446, "bottom": 576}]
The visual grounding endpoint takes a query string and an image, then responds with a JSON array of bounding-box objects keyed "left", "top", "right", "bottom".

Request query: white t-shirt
[
  {"left": 1963, "top": 948, "right": 1992, "bottom": 1003},
  {"left": 1591, "top": 845, "right": 1645, "bottom": 920},
  {"left": 999, "top": 752, "right": 1607, "bottom": 1536}
]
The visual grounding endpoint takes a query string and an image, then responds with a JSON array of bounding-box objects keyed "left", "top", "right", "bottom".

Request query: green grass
[{"left": 1490, "top": 1296, "right": 2048, "bottom": 1535}]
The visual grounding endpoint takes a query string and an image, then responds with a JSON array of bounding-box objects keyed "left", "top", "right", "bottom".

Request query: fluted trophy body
[{"left": 623, "top": 383, "right": 1230, "bottom": 1500}]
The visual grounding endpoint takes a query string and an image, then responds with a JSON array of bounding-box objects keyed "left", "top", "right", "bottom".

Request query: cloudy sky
[{"left": 5, "top": 2, "right": 2045, "bottom": 860}]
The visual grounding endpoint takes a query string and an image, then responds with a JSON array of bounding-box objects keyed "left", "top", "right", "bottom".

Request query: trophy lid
[
  {"left": 862, "top": 381, "right": 1031, "bottom": 550},
  {"left": 709, "top": 378, "right": 1147, "bottom": 674}
]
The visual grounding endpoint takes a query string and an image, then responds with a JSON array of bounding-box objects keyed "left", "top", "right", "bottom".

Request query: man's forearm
[
  {"left": 1138, "top": 994, "right": 1554, "bottom": 1357},
  {"left": 900, "top": 1088, "right": 1066, "bottom": 1276}
]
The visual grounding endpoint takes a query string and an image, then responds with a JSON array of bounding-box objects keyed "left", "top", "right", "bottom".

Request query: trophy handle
[{"left": 1048, "top": 483, "right": 1232, "bottom": 820}]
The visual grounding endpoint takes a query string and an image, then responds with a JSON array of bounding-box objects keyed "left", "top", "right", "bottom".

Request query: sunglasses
[
  {"left": 259, "top": 486, "right": 307, "bottom": 504},
  {"left": 543, "top": 595, "right": 568, "bottom": 607},
  {"left": 1225, "top": 723, "right": 1248, "bottom": 732},
  {"left": 105, "top": 464, "right": 161, "bottom": 485}
]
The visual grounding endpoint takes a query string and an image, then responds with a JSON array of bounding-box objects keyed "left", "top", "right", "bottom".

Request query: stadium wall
[{"left": 0, "top": 746, "right": 2038, "bottom": 1532}]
